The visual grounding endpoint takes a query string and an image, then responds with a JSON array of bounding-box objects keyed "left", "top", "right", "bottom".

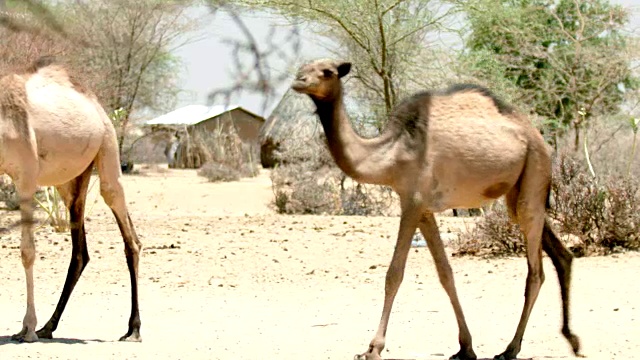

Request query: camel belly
[
  {"left": 423, "top": 116, "right": 529, "bottom": 211},
  {"left": 35, "top": 136, "right": 101, "bottom": 186}
]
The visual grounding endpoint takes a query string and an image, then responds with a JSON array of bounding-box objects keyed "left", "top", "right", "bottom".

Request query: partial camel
[
  {"left": 0, "top": 57, "right": 142, "bottom": 342},
  {"left": 291, "top": 59, "right": 580, "bottom": 360}
]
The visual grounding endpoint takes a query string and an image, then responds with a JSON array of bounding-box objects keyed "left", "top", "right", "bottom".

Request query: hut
[{"left": 145, "top": 104, "right": 265, "bottom": 168}]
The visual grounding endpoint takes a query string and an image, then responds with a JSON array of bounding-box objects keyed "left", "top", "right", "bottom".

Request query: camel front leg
[
  {"left": 11, "top": 193, "right": 38, "bottom": 343},
  {"left": 355, "top": 200, "right": 421, "bottom": 360},
  {"left": 418, "top": 213, "right": 476, "bottom": 360}
]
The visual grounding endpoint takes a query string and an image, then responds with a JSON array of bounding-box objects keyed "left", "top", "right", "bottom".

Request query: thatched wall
[{"left": 259, "top": 89, "right": 321, "bottom": 168}]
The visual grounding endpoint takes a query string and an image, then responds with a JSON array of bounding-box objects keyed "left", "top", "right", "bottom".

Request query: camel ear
[{"left": 337, "top": 62, "right": 352, "bottom": 78}]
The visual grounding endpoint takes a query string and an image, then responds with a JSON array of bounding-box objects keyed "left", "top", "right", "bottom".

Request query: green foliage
[{"left": 461, "top": 0, "right": 637, "bottom": 145}]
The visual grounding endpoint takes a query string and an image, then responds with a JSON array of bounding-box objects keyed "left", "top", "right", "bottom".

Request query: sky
[
  {"left": 171, "top": 1, "right": 640, "bottom": 119},
  {"left": 171, "top": 6, "right": 332, "bottom": 118}
]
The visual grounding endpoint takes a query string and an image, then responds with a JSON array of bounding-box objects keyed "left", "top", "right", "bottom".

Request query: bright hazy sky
[{"left": 172, "top": 1, "right": 640, "bottom": 118}]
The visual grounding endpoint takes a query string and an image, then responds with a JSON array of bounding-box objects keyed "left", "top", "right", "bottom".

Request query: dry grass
[{"left": 191, "top": 126, "right": 260, "bottom": 182}]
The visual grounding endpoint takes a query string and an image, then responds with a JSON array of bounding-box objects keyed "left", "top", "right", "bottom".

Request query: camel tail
[{"left": 546, "top": 178, "right": 552, "bottom": 210}]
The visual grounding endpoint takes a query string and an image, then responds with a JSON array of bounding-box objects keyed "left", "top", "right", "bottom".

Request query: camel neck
[{"left": 312, "top": 95, "right": 395, "bottom": 186}]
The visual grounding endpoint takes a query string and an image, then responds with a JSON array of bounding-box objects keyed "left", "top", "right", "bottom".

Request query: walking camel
[
  {"left": 0, "top": 57, "right": 142, "bottom": 342},
  {"left": 291, "top": 59, "right": 581, "bottom": 360}
]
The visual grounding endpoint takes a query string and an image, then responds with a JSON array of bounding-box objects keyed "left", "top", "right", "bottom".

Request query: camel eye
[{"left": 322, "top": 69, "right": 334, "bottom": 77}]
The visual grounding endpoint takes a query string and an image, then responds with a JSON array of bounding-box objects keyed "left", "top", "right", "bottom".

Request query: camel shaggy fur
[
  {"left": 291, "top": 59, "right": 581, "bottom": 360},
  {"left": 0, "top": 57, "right": 142, "bottom": 342}
]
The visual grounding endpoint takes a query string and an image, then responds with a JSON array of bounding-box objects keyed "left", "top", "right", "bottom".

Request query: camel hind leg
[
  {"left": 495, "top": 154, "right": 548, "bottom": 360},
  {"left": 506, "top": 180, "right": 581, "bottom": 357},
  {"left": 542, "top": 219, "right": 581, "bottom": 356},
  {"left": 94, "top": 136, "right": 142, "bottom": 342},
  {"left": 36, "top": 164, "right": 93, "bottom": 339}
]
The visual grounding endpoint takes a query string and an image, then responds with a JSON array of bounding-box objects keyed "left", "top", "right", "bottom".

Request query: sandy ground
[{"left": 0, "top": 166, "right": 638, "bottom": 360}]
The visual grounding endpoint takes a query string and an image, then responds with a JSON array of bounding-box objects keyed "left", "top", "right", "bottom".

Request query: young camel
[
  {"left": 291, "top": 59, "right": 581, "bottom": 360},
  {"left": 0, "top": 57, "right": 142, "bottom": 342}
]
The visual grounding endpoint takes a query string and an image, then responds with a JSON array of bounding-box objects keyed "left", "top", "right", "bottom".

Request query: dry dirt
[{"left": 0, "top": 166, "right": 638, "bottom": 360}]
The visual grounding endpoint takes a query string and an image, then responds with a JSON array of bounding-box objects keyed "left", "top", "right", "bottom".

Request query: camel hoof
[
  {"left": 565, "top": 332, "right": 582, "bottom": 356},
  {"left": 354, "top": 352, "right": 381, "bottom": 360},
  {"left": 11, "top": 329, "right": 38, "bottom": 343},
  {"left": 450, "top": 348, "right": 477, "bottom": 360},
  {"left": 493, "top": 352, "right": 516, "bottom": 360},
  {"left": 36, "top": 327, "right": 54, "bottom": 339},
  {"left": 119, "top": 329, "right": 142, "bottom": 342}
]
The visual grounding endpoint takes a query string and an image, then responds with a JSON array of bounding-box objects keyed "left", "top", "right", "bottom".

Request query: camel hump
[
  {"left": 27, "top": 56, "right": 93, "bottom": 97},
  {"left": 444, "top": 83, "right": 514, "bottom": 115},
  {"left": 29, "top": 55, "right": 58, "bottom": 73}
]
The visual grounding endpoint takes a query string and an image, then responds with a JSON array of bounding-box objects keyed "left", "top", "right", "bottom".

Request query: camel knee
[
  {"left": 384, "top": 267, "right": 404, "bottom": 294},
  {"left": 525, "top": 265, "right": 545, "bottom": 290},
  {"left": 436, "top": 263, "right": 455, "bottom": 289},
  {"left": 125, "top": 240, "right": 141, "bottom": 258},
  {"left": 21, "top": 246, "right": 36, "bottom": 269},
  {"left": 100, "top": 181, "right": 126, "bottom": 209}
]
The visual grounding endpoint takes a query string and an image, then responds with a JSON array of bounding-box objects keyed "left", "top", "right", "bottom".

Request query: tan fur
[
  {"left": 0, "top": 58, "right": 142, "bottom": 343},
  {"left": 0, "top": 74, "right": 29, "bottom": 139},
  {"left": 292, "top": 59, "right": 580, "bottom": 360}
]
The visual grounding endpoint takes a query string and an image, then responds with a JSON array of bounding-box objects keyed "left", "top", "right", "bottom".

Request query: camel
[
  {"left": 0, "top": 57, "right": 142, "bottom": 342},
  {"left": 291, "top": 59, "right": 581, "bottom": 360}
]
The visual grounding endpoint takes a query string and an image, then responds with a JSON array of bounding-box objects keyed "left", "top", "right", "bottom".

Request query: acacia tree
[
  {"left": 57, "top": 0, "right": 196, "bottom": 158},
  {"left": 232, "top": 0, "right": 458, "bottom": 128},
  {"left": 462, "top": 0, "right": 638, "bottom": 149},
  {"left": 1, "top": 0, "right": 196, "bottom": 159}
]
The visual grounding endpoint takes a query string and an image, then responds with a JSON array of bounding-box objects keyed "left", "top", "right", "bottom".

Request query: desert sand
[{"left": 0, "top": 166, "right": 638, "bottom": 360}]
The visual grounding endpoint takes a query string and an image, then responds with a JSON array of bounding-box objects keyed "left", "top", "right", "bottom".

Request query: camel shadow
[
  {"left": 384, "top": 356, "right": 533, "bottom": 360},
  {"left": 0, "top": 335, "right": 107, "bottom": 346}
]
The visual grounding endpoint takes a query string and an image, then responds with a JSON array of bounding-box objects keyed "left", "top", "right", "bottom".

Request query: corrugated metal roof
[{"left": 145, "top": 104, "right": 245, "bottom": 126}]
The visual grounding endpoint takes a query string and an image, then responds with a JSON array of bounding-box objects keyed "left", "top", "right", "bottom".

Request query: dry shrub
[
  {"left": 173, "top": 134, "right": 211, "bottom": 169},
  {"left": 0, "top": 175, "right": 19, "bottom": 210},
  {"left": 548, "top": 154, "right": 640, "bottom": 255},
  {"left": 271, "top": 133, "right": 397, "bottom": 215},
  {"left": 271, "top": 157, "right": 341, "bottom": 214},
  {"left": 192, "top": 126, "right": 260, "bottom": 182},
  {"left": 452, "top": 203, "right": 524, "bottom": 257},
  {"left": 197, "top": 162, "right": 241, "bottom": 183}
]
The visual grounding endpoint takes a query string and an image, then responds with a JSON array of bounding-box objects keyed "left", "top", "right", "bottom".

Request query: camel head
[{"left": 291, "top": 59, "right": 351, "bottom": 101}]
